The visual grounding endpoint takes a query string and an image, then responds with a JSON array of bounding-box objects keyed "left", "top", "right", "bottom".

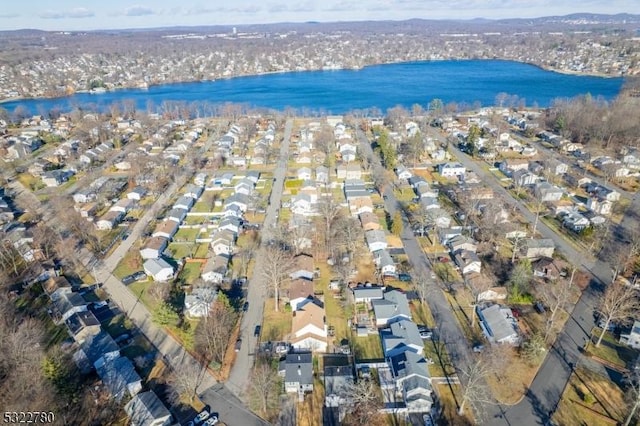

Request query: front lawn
[
  {"left": 128, "top": 280, "right": 157, "bottom": 312},
  {"left": 113, "top": 251, "right": 143, "bottom": 279},
  {"left": 586, "top": 328, "right": 639, "bottom": 370},
  {"left": 553, "top": 366, "right": 626, "bottom": 426},
  {"left": 261, "top": 298, "right": 292, "bottom": 342}
]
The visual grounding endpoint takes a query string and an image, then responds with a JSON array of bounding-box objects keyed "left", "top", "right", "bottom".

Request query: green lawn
[
  {"left": 128, "top": 280, "right": 157, "bottom": 312},
  {"left": 102, "top": 313, "right": 135, "bottom": 338},
  {"left": 178, "top": 262, "right": 202, "bottom": 284},
  {"left": 113, "top": 251, "right": 144, "bottom": 279},
  {"left": 261, "top": 299, "right": 292, "bottom": 342},
  {"left": 352, "top": 332, "right": 383, "bottom": 360},
  {"left": 174, "top": 228, "right": 201, "bottom": 242},
  {"left": 192, "top": 201, "right": 214, "bottom": 213},
  {"left": 587, "top": 328, "right": 640, "bottom": 369},
  {"left": 168, "top": 243, "right": 196, "bottom": 259},
  {"left": 193, "top": 243, "right": 209, "bottom": 258}
]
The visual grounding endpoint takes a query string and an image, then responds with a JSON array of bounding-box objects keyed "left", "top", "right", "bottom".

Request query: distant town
[{"left": 0, "top": 13, "right": 640, "bottom": 101}]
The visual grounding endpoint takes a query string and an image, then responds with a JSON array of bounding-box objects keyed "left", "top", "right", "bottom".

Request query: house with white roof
[
  {"left": 438, "top": 162, "right": 466, "bottom": 178},
  {"left": 184, "top": 287, "right": 218, "bottom": 318},
  {"left": 477, "top": 304, "right": 519, "bottom": 345},
  {"left": 143, "top": 258, "right": 175, "bottom": 282},
  {"left": 365, "top": 229, "right": 387, "bottom": 253}
]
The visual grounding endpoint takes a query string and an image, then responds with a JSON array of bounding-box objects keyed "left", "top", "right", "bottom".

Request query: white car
[{"left": 203, "top": 415, "right": 219, "bottom": 425}]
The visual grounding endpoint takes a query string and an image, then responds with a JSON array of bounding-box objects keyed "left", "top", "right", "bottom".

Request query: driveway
[{"left": 226, "top": 118, "right": 293, "bottom": 398}]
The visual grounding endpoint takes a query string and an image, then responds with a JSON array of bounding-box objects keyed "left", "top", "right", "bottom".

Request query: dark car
[
  {"left": 242, "top": 301, "right": 249, "bottom": 312},
  {"left": 234, "top": 338, "right": 242, "bottom": 352},
  {"left": 398, "top": 273, "right": 412, "bottom": 282},
  {"left": 534, "top": 301, "right": 546, "bottom": 314},
  {"left": 132, "top": 271, "right": 147, "bottom": 281},
  {"left": 254, "top": 325, "right": 261, "bottom": 337},
  {"left": 122, "top": 274, "right": 135, "bottom": 285}
]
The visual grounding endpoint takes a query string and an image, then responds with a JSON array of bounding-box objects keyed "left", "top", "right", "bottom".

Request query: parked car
[
  {"left": 234, "top": 338, "right": 242, "bottom": 352},
  {"left": 254, "top": 325, "right": 261, "bottom": 337},
  {"left": 132, "top": 271, "right": 147, "bottom": 281},
  {"left": 203, "top": 415, "right": 219, "bottom": 426},
  {"left": 420, "top": 330, "right": 433, "bottom": 340},
  {"left": 398, "top": 273, "right": 412, "bottom": 282},
  {"left": 472, "top": 344, "right": 485, "bottom": 353},
  {"left": 121, "top": 274, "right": 135, "bottom": 285},
  {"left": 534, "top": 301, "right": 546, "bottom": 314},
  {"left": 242, "top": 301, "right": 249, "bottom": 312}
]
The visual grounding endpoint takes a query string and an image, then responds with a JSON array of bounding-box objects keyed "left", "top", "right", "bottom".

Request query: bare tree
[
  {"left": 247, "top": 359, "right": 281, "bottom": 418},
  {"left": 316, "top": 197, "right": 343, "bottom": 259},
  {"left": 148, "top": 282, "right": 170, "bottom": 305},
  {"left": 334, "top": 216, "right": 364, "bottom": 259},
  {"left": 31, "top": 224, "right": 59, "bottom": 260},
  {"left": 195, "top": 295, "right": 239, "bottom": 366},
  {"left": 457, "top": 358, "right": 493, "bottom": 419},
  {"left": 343, "top": 379, "right": 384, "bottom": 425},
  {"left": 261, "top": 246, "right": 294, "bottom": 312},
  {"left": 595, "top": 280, "right": 640, "bottom": 347},
  {"left": 168, "top": 361, "right": 206, "bottom": 405},
  {"left": 623, "top": 368, "right": 640, "bottom": 426},
  {"left": 539, "top": 267, "right": 576, "bottom": 342}
]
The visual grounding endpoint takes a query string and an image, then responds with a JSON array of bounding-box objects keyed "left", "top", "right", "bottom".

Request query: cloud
[
  {"left": 124, "top": 5, "right": 155, "bottom": 16},
  {"left": 67, "top": 8, "right": 94, "bottom": 18},
  {"left": 39, "top": 8, "right": 94, "bottom": 20},
  {"left": 0, "top": 13, "right": 19, "bottom": 19},
  {"left": 268, "top": 4, "right": 288, "bottom": 13},
  {"left": 290, "top": 1, "right": 316, "bottom": 12}
]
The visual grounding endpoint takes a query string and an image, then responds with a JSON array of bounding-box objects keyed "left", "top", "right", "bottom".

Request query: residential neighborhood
[{"left": 1, "top": 98, "right": 640, "bottom": 426}]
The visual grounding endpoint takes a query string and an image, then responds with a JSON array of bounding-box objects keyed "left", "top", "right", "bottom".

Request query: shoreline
[{"left": 0, "top": 58, "right": 625, "bottom": 105}]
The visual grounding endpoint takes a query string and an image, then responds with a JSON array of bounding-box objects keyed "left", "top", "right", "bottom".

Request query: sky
[{"left": 0, "top": 1, "right": 639, "bottom": 31}]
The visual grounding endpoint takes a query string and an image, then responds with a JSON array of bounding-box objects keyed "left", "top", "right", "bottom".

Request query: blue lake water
[{"left": 1, "top": 60, "right": 624, "bottom": 115}]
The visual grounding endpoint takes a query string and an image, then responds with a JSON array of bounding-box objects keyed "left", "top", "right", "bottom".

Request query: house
[
  {"left": 297, "top": 167, "right": 312, "bottom": 181},
  {"left": 183, "top": 184, "right": 203, "bottom": 200},
  {"left": 587, "top": 197, "right": 613, "bottom": 216},
  {"left": 521, "top": 239, "right": 555, "bottom": 260},
  {"left": 125, "top": 391, "right": 172, "bottom": 426},
  {"left": 291, "top": 193, "right": 314, "bottom": 216},
  {"left": 534, "top": 182, "right": 563, "bottom": 202},
  {"left": 291, "top": 301, "right": 327, "bottom": 352},
  {"left": 288, "top": 279, "right": 315, "bottom": 311},
  {"left": 184, "top": 286, "right": 218, "bottom": 318},
  {"left": 373, "top": 290, "right": 411, "bottom": 327},
  {"left": 299, "top": 181, "right": 319, "bottom": 203},
  {"left": 477, "top": 304, "right": 519, "bottom": 345},
  {"left": 50, "top": 287, "right": 88, "bottom": 323},
  {"left": 210, "top": 230, "right": 235, "bottom": 256},
  {"left": 454, "top": 250, "right": 482, "bottom": 275},
  {"left": 65, "top": 310, "right": 101, "bottom": 343},
  {"left": 359, "top": 211, "right": 381, "bottom": 231},
  {"left": 395, "top": 165, "right": 413, "bottom": 180},
  {"left": 419, "top": 196, "right": 440, "bottom": 211},
  {"left": 408, "top": 176, "right": 428, "bottom": 189},
  {"left": 126, "top": 187, "right": 147, "bottom": 201},
  {"left": 290, "top": 254, "right": 315, "bottom": 281},
  {"left": 374, "top": 249, "right": 396, "bottom": 276},
  {"left": 499, "top": 159, "right": 529, "bottom": 176},
  {"left": 223, "top": 204, "right": 243, "bottom": 219},
  {"left": 348, "top": 196, "right": 374, "bottom": 216},
  {"left": 140, "top": 237, "right": 168, "bottom": 260},
  {"left": 284, "top": 352, "right": 314, "bottom": 399},
  {"left": 96, "top": 356, "right": 142, "bottom": 402},
  {"left": 477, "top": 287, "right": 508, "bottom": 302},
  {"left": 324, "top": 361, "right": 355, "bottom": 418},
  {"left": 109, "top": 198, "right": 136, "bottom": 214},
  {"left": 532, "top": 257, "right": 562, "bottom": 280},
  {"left": 194, "top": 172, "right": 208, "bottom": 187},
  {"left": 224, "top": 193, "right": 250, "bottom": 212},
  {"left": 620, "top": 320, "right": 640, "bottom": 350},
  {"left": 560, "top": 210, "right": 590, "bottom": 232},
  {"left": 152, "top": 221, "right": 179, "bottom": 240},
  {"left": 234, "top": 178, "right": 254, "bottom": 196},
  {"left": 447, "top": 235, "right": 477, "bottom": 254},
  {"left": 546, "top": 159, "right": 569, "bottom": 175},
  {"left": 352, "top": 285, "right": 385, "bottom": 304},
  {"left": 381, "top": 319, "right": 424, "bottom": 357},
  {"left": 296, "top": 153, "right": 312, "bottom": 164},
  {"left": 316, "top": 166, "right": 329, "bottom": 184},
  {"left": 512, "top": 170, "right": 539, "bottom": 187},
  {"left": 201, "top": 255, "right": 229, "bottom": 284},
  {"left": 415, "top": 184, "right": 438, "bottom": 199},
  {"left": 365, "top": 229, "right": 388, "bottom": 252},
  {"left": 426, "top": 208, "right": 452, "bottom": 229},
  {"left": 390, "top": 350, "right": 434, "bottom": 413},
  {"left": 438, "top": 227, "right": 463, "bottom": 245},
  {"left": 165, "top": 208, "right": 187, "bottom": 223},
  {"left": 218, "top": 216, "right": 242, "bottom": 236},
  {"left": 173, "top": 195, "right": 195, "bottom": 211},
  {"left": 73, "top": 188, "right": 97, "bottom": 204},
  {"left": 42, "top": 169, "right": 72, "bottom": 187},
  {"left": 76, "top": 332, "right": 120, "bottom": 372},
  {"left": 95, "top": 210, "right": 124, "bottom": 230},
  {"left": 143, "top": 258, "right": 175, "bottom": 282},
  {"left": 438, "top": 162, "right": 466, "bottom": 178},
  {"left": 336, "top": 164, "right": 362, "bottom": 180}
]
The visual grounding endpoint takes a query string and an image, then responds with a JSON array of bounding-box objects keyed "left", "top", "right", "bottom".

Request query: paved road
[
  {"left": 356, "top": 129, "right": 477, "bottom": 399},
  {"left": 433, "top": 131, "right": 628, "bottom": 425},
  {"left": 226, "top": 118, "right": 293, "bottom": 399}
]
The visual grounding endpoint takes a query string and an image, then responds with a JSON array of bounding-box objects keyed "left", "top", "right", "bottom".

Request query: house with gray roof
[
  {"left": 65, "top": 310, "right": 101, "bottom": 343},
  {"left": 374, "top": 249, "right": 396, "bottom": 276},
  {"left": 389, "top": 350, "right": 434, "bottom": 413},
  {"left": 76, "top": 332, "right": 120, "bottom": 371},
  {"left": 96, "top": 356, "right": 142, "bottom": 402},
  {"left": 324, "top": 362, "right": 355, "bottom": 420},
  {"left": 477, "top": 304, "right": 519, "bottom": 345},
  {"left": 521, "top": 238, "right": 555, "bottom": 260},
  {"left": 284, "top": 352, "right": 314, "bottom": 401},
  {"left": 365, "top": 229, "right": 387, "bottom": 253},
  {"left": 352, "top": 285, "right": 385, "bottom": 304},
  {"left": 166, "top": 208, "right": 187, "bottom": 223},
  {"left": 184, "top": 286, "right": 218, "bottom": 318},
  {"left": 143, "top": 258, "right": 175, "bottom": 282},
  {"left": 125, "top": 391, "right": 172, "bottom": 426},
  {"left": 173, "top": 195, "right": 195, "bottom": 211},
  {"left": 373, "top": 290, "right": 411, "bottom": 327},
  {"left": 182, "top": 184, "right": 203, "bottom": 199},
  {"left": 50, "top": 287, "right": 88, "bottom": 323},
  {"left": 381, "top": 319, "right": 424, "bottom": 357}
]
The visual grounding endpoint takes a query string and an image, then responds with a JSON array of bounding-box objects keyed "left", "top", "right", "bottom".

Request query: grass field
[
  {"left": 128, "top": 280, "right": 157, "bottom": 312},
  {"left": 435, "top": 384, "right": 475, "bottom": 426},
  {"left": 586, "top": 328, "right": 639, "bottom": 369},
  {"left": 178, "top": 262, "right": 202, "bottom": 284},
  {"left": 261, "top": 298, "right": 292, "bottom": 342},
  {"left": 352, "top": 333, "right": 383, "bottom": 360},
  {"left": 553, "top": 366, "right": 626, "bottom": 426},
  {"left": 113, "top": 251, "right": 143, "bottom": 279}
]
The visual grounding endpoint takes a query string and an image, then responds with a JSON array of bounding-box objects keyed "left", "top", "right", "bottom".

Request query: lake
[{"left": 1, "top": 60, "right": 624, "bottom": 115}]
